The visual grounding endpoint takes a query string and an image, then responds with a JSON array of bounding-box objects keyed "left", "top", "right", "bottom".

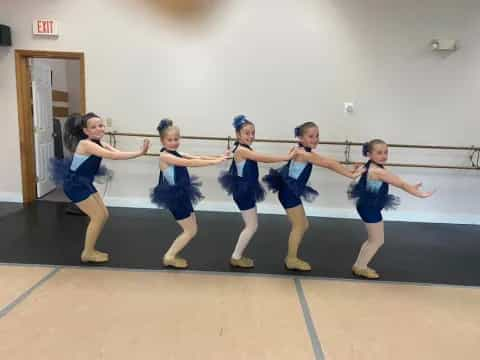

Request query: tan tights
[
  {"left": 164, "top": 213, "right": 198, "bottom": 259},
  {"left": 76, "top": 192, "right": 110, "bottom": 262},
  {"left": 285, "top": 205, "right": 309, "bottom": 259}
]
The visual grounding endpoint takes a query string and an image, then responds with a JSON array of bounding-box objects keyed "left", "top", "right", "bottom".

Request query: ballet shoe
[
  {"left": 163, "top": 256, "right": 189, "bottom": 269},
  {"left": 284, "top": 257, "right": 312, "bottom": 272},
  {"left": 81, "top": 250, "right": 109, "bottom": 263},
  {"left": 230, "top": 257, "right": 255, "bottom": 268},
  {"left": 352, "top": 265, "right": 380, "bottom": 279}
]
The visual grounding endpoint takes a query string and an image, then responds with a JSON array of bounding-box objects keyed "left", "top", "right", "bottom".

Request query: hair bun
[
  {"left": 65, "top": 114, "right": 83, "bottom": 136},
  {"left": 63, "top": 113, "right": 93, "bottom": 153},
  {"left": 294, "top": 121, "right": 317, "bottom": 138},
  {"left": 157, "top": 118, "right": 173, "bottom": 133},
  {"left": 362, "top": 142, "right": 369, "bottom": 157},
  {"left": 232, "top": 115, "right": 247, "bottom": 130}
]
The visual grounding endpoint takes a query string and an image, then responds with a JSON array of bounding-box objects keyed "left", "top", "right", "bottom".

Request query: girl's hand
[
  {"left": 140, "top": 139, "right": 150, "bottom": 154},
  {"left": 293, "top": 146, "right": 306, "bottom": 157},
  {"left": 419, "top": 191, "right": 435, "bottom": 198},
  {"left": 415, "top": 182, "right": 435, "bottom": 198},
  {"left": 224, "top": 149, "right": 233, "bottom": 159},
  {"left": 286, "top": 147, "right": 297, "bottom": 160},
  {"left": 213, "top": 155, "right": 228, "bottom": 164},
  {"left": 285, "top": 146, "right": 305, "bottom": 160},
  {"left": 351, "top": 165, "right": 366, "bottom": 179}
]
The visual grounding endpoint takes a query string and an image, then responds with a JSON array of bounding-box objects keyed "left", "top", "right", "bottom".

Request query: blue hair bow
[{"left": 233, "top": 115, "right": 248, "bottom": 130}]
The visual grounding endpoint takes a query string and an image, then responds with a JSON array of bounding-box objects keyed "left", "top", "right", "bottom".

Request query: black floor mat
[{"left": 0, "top": 201, "right": 479, "bottom": 286}]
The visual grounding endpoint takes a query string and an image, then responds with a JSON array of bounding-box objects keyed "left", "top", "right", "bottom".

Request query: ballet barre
[{"left": 106, "top": 131, "right": 480, "bottom": 171}]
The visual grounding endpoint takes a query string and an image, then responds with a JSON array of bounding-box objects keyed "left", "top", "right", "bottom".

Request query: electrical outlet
[
  {"left": 344, "top": 102, "right": 354, "bottom": 114},
  {"left": 431, "top": 39, "right": 457, "bottom": 51},
  {"left": 105, "top": 117, "right": 113, "bottom": 127}
]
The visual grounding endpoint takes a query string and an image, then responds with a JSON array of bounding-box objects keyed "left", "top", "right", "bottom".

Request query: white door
[{"left": 30, "top": 59, "right": 56, "bottom": 197}]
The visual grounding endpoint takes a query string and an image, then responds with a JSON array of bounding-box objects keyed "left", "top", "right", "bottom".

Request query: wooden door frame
[{"left": 15, "top": 50, "right": 86, "bottom": 203}]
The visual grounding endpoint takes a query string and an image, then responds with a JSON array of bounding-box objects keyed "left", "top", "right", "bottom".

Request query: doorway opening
[{"left": 15, "top": 50, "right": 86, "bottom": 203}]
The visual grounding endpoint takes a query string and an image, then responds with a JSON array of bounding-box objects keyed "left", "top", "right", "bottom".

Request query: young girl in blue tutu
[
  {"left": 348, "top": 139, "right": 434, "bottom": 279},
  {"left": 218, "top": 115, "right": 301, "bottom": 268},
  {"left": 53, "top": 113, "right": 150, "bottom": 263},
  {"left": 263, "top": 122, "right": 364, "bottom": 271},
  {"left": 151, "top": 119, "right": 228, "bottom": 269}
]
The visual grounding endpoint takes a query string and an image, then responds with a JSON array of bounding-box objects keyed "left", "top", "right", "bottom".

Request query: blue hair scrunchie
[
  {"left": 157, "top": 118, "right": 172, "bottom": 133},
  {"left": 362, "top": 142, "right": 369, "bottom": 157},
  {"left": 233, "top": 115, "right": 248, "bottom": 131}
]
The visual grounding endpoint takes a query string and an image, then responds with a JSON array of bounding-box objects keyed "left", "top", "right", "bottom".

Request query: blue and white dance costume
[
  {"left": 151, "top": 148, "right": 203, "bottom": 221},
  {"left": 218, "top": 142, "right": 266, "bottom": 211},
  {"left": 348, "top": 160, "right": 399, "bottom": 223},
  {"left": 51, "top": 139, "right": 107, "bottom": 203},
  {"left": 263, "top": 144, "right": 318, "bottom": 209}
]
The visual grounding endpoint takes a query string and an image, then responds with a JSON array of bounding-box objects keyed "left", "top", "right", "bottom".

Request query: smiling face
[
  {"left": 161, "top": 127, "right": 180, "bottom": 150},
  {"left": 368, "top": 142, "right": 389, "bottom": 165},
  {"left": 237, "top": 123, "right": 255, "bottom": 146},
  {"left": 82, "top": 117, "right": 105, "bottom": 140},
  {"left": 298, "top": 125, "right": 319, "bottom": 149}
]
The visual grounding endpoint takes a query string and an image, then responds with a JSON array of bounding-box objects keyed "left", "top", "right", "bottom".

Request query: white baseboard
[
  {"left": 0, "top": 192, "right": 23, "bottom": 203},
  {"left": 103, "top": 196, "right": 480, "bottom": 226},
  {"left": 0, "top": 192, "right": 475, "bottom": 225},
  {"left": 0, "top": 189, "right": 476, "bottom": 225}
]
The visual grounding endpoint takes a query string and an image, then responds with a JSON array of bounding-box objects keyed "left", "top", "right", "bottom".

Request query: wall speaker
[{"left": 0, "top": 25, "right": 12, "bottom": 46}]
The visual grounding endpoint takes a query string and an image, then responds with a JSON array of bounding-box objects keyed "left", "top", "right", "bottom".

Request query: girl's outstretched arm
[
  {"left": 181, "top": 153, "right": 224, "bottom": 160},
  {"left": 236, "top": 146, "right": 296, "bottom": 163},
  {"left": 372, "top": 168, "right": 434, "bottom": 198},
  {"left": 302, "top": 152, "right": 364, "bottom": 179},
  {"left": 101, "top": 142, "right": 121, "bottom": 153},
  {"left": 161, "top": 152, "right": 226, "bottom": 167},
  {"left": 81, "top": 139, "right": 150, "bottom": 160}
]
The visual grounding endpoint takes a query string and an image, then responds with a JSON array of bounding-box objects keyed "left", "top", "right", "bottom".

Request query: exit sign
[{"left": 33, "top": 19, "right": 59, "bottom": 36}]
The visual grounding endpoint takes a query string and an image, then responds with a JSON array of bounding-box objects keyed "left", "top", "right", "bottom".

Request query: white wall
[{"left": 0, "top": 0, "right": 479, "bottom": 223}]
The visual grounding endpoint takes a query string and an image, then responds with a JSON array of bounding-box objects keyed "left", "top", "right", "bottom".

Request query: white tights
[
  {"left": 354, "top": 221, "right": 385, "bottom": 268},
  {"left": 231, "top": 207, "right": 258, "bottom": 259}
]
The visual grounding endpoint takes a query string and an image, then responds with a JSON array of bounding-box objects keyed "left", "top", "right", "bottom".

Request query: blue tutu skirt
[
  {"left": 218, "top": 171, "right": 266, "bottom": 202},
  {"left": 262, "top": 167, "right": 318, "bottom": 203},
  {"left": 49, "top": 158, "right": 111, "bottom": 185},
  {"left": 347, "top": 181, "right": 400, "bottom": 210},
  {"left": 150, "top": 175, "right": 204, "bottom": 208}
]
